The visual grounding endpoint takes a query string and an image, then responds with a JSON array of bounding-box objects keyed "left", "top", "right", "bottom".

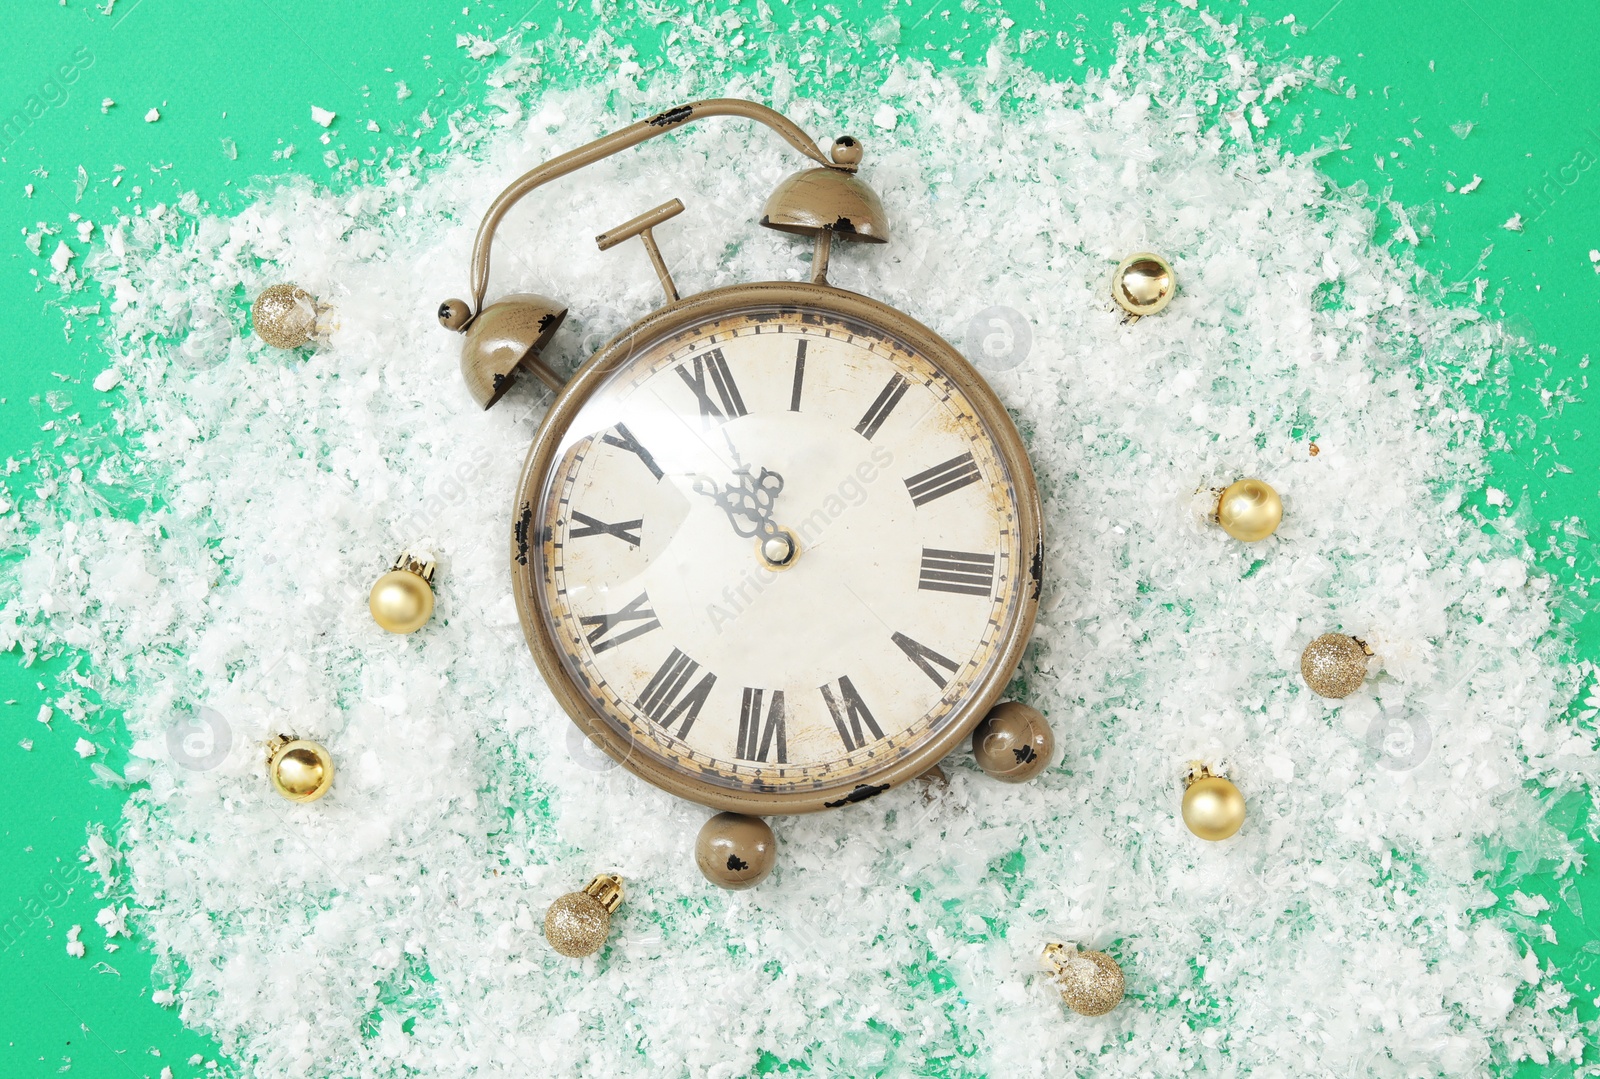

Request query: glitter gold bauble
[
  {"left": 1181, "top": 764, "right": 1246, "bottom": 841},
  {"left": 267, "top": 737, "right": 334, "bottom": 803},
  {"left": 1041, "top": 943, "right": 1125, "bottom": 1016},
  {"left": 544, "top": 874, "right": 624, "bottom": 958},
  {"left": 1110, "top": 252, "right": 1176, "bottom": 321},
  {"left": 1214, "top": 478, "right": 1282, "bottom": 542},
  {"left": 251, "top": 284, "right": 321, "bottom": 349},
  {"left": 1300, "top": 633, "right": 1370, "bottom": 698},
  {"left": 971, "top": 701, "right": 1053, "bottom": 783},
  {"left": 369, "top": 552, "right": 437, "bottom": 634},
  {"left": 695, "top": 813, "right": 776, "bottom": 889}
]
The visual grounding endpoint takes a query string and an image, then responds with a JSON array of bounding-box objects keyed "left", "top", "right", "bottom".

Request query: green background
[{"left": 1, "top": 1, "right": 1597, "bottom": 1075}]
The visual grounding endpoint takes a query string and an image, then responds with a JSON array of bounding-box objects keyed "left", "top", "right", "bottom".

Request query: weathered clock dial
[{"left": 512, "top": 283, "right": 1042, "bottom": 813}]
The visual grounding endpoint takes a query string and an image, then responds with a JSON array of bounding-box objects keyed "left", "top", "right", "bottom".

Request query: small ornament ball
[
  {"left": 1110, "top": 252, "right": 1176, "bottom": 319},
  {"left": 1215, "top": 478, "right": 1282, "bottom": 542},
  {"left": 1042, "top": 943, "right": 1125, "bottom": 1017},
  {"left": 543, "top": 874, "right": 624, "bottom": 958},
  {"left": 1301, "top": 633, "right": 1370, "bottom": 698},
  {"left": 268, "top": 738, "right": 334, "bottom": 803},
  {"left": 1182, "top": 769, "right": 1246, "bottom": 841},
  {"left": 369, "top": 562, "right": 435, "bottom": 634},
  {"left": 252, "top": 284, "right": 320, "bottom": 349}
]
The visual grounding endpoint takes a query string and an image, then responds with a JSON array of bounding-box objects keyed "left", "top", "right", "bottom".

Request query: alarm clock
[{"left": 438, "top": 98, "right": 1052, "bottom": 888}]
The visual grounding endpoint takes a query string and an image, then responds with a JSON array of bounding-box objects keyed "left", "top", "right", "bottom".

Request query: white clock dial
[{"left": 516, "top": 289, "right": 1039, "bottom": 809}]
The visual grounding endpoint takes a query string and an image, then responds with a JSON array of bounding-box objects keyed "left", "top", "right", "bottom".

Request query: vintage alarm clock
[{"left": 438, "top": 99, "right": 1051, "bottom": 888}]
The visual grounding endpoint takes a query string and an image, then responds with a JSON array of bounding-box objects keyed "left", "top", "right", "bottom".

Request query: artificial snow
[
  {"left": 3, "top": 13, "right": 1596, "bottom": 1079},
  {"left": 311, "top": 106, "right": 337, "bottom": 128}
]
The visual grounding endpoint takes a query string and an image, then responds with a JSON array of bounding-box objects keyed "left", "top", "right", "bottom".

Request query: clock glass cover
[{"left": 516, "top": 288, "right": 1039, "bottom": 810}]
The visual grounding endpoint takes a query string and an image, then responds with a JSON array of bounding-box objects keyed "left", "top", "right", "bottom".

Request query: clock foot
[
  {"left": 695, "top": 812, "right": 777, "bottom": 890},
  {"left": 972, "top": 701, "right": 1053, "bottom": 783}
]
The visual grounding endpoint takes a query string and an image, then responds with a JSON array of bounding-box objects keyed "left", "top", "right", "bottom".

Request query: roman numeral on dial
[
  {"left": 789, "top": 339, "right": 807, "bottom": 412},
  {"left": 819, "top": 676, "right": 885, "bottom": 752},
  {"left": 905, "top": 452, "right": 981, "bottom": 506},
  {"left": 601, "top": 423, "right": 663, "bottom": 481},
  {"left": 917, "top": 548, "right": 995, "bottom": 597},
  {"left": 579, "top": 592, "right": 660, "bottom": 655},
  {"left": 891, "top": 631, "right": 962, "bottom": 688},
  {"left": 854, "top": 372, "right": 909, "bottom": 440},
  {"left": 736, "top": 688, "right": 787, "bottom": 763},
  {"left": 635, "top": 648, "right": 716, "bottom": 739},
  {"left": 569, "top": 511, "right": 643, "bottom": 547},
  {"left": 677, "top": 349, "right": 747, "bottom": 424}
]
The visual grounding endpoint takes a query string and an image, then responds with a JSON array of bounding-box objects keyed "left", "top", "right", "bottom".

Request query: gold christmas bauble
[
  {"left": 1110, "top": 252, "right": 1176, "bottom": 319},
  {"left": 1215, "top": 478, "right": 1282, "bottom": 542},
  {"left": 369, "top": 567, "right": 435, "bottom": 634},
  {"left": 251, "top": 284, "right": 320, "bottom": 349},
  {"left": 1042, "top": 943, "right": 1125, "bottom": 1017},
  {"left": 268, "top": 738, "right": 334, "bottom": 803},
  {"left": 544, "top": 874, "right": 624, "bottom": 958},
  {"left": 695, "top": 813, "right": 776, "bottom": 889},
  {"left": 1182, "top": 771, "right": 1246, "bottom": 841},
  {"left": 1300, "top": 633, "right": 1370, "bottom": 698}
]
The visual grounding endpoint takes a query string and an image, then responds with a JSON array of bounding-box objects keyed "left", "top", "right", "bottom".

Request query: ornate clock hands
[
  {"left": 694, "top": 464, "right": 786, "bottom": 540},
  {"left": 693, "top": 448, "right": 799, "bottom": 569}
]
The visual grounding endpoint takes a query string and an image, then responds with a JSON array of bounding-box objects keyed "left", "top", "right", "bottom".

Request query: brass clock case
[{"left": 509, "top": 280, "right": 1043, "bottom": 815}]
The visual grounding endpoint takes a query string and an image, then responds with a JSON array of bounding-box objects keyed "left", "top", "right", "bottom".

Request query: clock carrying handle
[{"left": 463, "top": 98, "right": 851, "bottom": 316}]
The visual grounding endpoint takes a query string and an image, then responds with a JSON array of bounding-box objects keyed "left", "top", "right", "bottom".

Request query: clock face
[{"left": 513, "top": 284, "right": 1041, "bottom": 812}]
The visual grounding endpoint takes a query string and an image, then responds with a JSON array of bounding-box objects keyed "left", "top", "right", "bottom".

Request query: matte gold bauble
[
  {"left": 1110, "top": 252, "right": 1176, "bottom": 320},
  {"left": 695, "top": 813, "right": 776, "bottom": 890},
  {"left": 251, "top": 284, "right": 321, "bottom": 349},
  {"left": 267, "top": 737, "right": 334, "bottom": 803},
  {"left": 544, "top": 873, "right": 624, "bottom": 958},
  {"left": 1041, "top": 942, "right": 1125, "bottom": 1016},
  {"left": 369, "top": 552, "right": 437, "bottom": 634},
  {"left": 971, "top": 701, "right": 1053, "bottom": 783},
  {"left": 1300, "top": 633, "right": 1370, "bottom": 698},
  {"left": 1214, "top": 478, "right": 1282, "bottom": 542},
  {"left": 1181, "top": 764, "right": 1246, "bottom": 841}
]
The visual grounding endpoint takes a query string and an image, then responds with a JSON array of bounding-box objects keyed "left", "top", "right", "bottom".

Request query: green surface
[{"left": 0, "top": 1, "right": 1597, "bottom": 1075}]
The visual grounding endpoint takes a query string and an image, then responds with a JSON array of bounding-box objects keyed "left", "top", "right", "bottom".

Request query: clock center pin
[{"left": 759, "top": 528, "right": 800, "bottom": 570}]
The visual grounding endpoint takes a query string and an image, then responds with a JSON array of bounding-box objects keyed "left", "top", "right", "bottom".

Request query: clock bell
[{"left": 437, "top": 98, "right": 889, "bottom": 409}]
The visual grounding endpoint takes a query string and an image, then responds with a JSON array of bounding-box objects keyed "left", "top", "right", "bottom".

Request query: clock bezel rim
[{"left": 510, "top": 280, "right": 1044, "bottom": 815}]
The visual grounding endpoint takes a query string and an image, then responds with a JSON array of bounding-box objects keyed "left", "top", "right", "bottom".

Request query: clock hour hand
[
  {"left": 693, "top": 464, "right": 785, "bottom": 540},
  {"left": 693, "top": 460, "right": 801, "bottom": 570}
]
